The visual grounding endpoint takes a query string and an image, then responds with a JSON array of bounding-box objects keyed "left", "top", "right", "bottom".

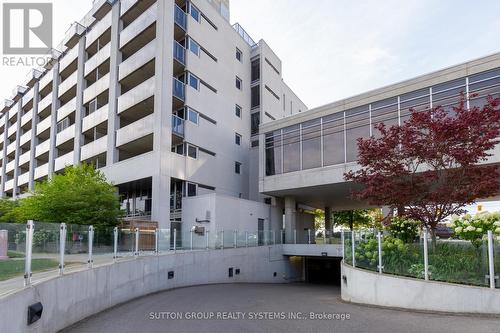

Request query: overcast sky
[{"left": 1, "top": 0, "right": 500, "bottom": 109}]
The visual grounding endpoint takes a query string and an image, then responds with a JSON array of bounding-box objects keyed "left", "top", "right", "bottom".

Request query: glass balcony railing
[
  {"left": 172, "top": 77, "right": 185, "bottom": 101},
  {"left": 174, "top": 5, "right": 187, "bottom": 30},
  {"left": 172, "top": 114, "right": 184, "bottom": 137},
  {"left": 173, "top": 41, "right": 185, "bottom": 65}
]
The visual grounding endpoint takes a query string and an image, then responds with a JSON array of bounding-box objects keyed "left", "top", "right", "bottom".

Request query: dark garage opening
[{"left": 305, "top": 257, "right": 342, "bottom": 285}]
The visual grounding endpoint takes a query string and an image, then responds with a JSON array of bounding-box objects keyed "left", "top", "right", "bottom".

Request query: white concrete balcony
[
  {"left": 117, "top": 76, "right": 155, "bottom": 114},
  {"left": 81, "top": 135, "right": 107, "bottom": 161},
  {"left": 7, "top": 141, "right": 16, "bottom": 156},
  {"left": 39, "top": 71, "right": 53, "bottom": 92},
  {"left": 86, "top": 11, "right": 112, "bottom": 48},
  {"left": 21, "top": 89, "right": 34, "bottom": 108},
  {"left": 120, "top": 0, "right": 138, "bottom": 16},
  {"left": 55, "top": 151, "right": 74, "bottom": 171},
  {"left": 20, "top": 130, "right": 31, "bottom": 147},
  {"left": 17, "top": 172, "right": 29, "bottom": 187},
  {"left": 91, "top": 0, "right": 114, "bottom": 20},
  {"left": 56, "top": 124, "right": 76, "bottom": 146},
  {"left": 0, "top": 116, "right": 5, "bottom": 129},
  {"left": 7, "top": 123, "right": 17, "bottom": 138},
  {"left": 84, "top": 42, "right": 111, "bottom": 77},
  {"left": 118, "top": 39, "right": 156, "bottom": 81},
  {"left": 59, "top": 43, "right": 79, "bottom": 73},
  {"left": 34, "top": 163, "right": 48, "bottom": 180},
  {"left": 82, "top": 104, "right": 108, "bottom": 132},
  {"left": 58, "top": 71, "right": 78, "bottom": 98},
  {"left": 36, "top": 116, "right": 52, "bottom": 136},
  {"left": 4, "top": 179, "right": 14, "bottom": 192},
  {"left": 21, "top": 111, "right": 33, "bottom": 127},
  {"left": 57, "top": 97, "right": 77, "bottom": 122},
  {"left": 119, "top": 3, "right": 157, "bottom": 49},
  {"left": 63, "top": 22, "right": 86, "bottom": 49},
  {"left": 38, "top": 92, "right": 53, "bottom": 112},
  {"left": 19, "top": 151, "right": 30, "bottom": 166},
  {"left": 116, "top": 113, "right": 153, "bottom": 147},
  {"left": 35, "top": 140, "right": 50, "bottom": 157},
  {"left": 6, "top": 159, "right": 15, "bottom": 173},
  {"left": 83, "top": 72, "right": 110, "bottom": 105}
]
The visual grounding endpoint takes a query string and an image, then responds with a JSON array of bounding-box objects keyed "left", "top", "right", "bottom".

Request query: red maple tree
[{"left": 345, "top": 95, "right": 500, "bottom": 241}]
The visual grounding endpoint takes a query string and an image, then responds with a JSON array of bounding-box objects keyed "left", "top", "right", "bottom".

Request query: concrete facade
[
  {"left": 0, "top": 0, "right": 306, "bottom": 229},
  {"left": 0, "top": 246, "right": 303, "bottom": 333},
  {"left": 341, "top": 262, "right": 500, "bottom": 314}
]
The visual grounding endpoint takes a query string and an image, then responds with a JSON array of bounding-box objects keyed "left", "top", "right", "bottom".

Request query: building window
[
  {"left": 187, "top": 182, "right": 197, "bottom": 197},
  {"left": 235, "top": 104, "right": 242, "bottom": 118},
  {"left": 171, "top": 143, "right": 184, "bottom": 155},
  {"left": 57, "top": 117, "right": 70, "bottom": 133},
  {"left": 251, "top": 140, "right": 259, "bottom": 148},
  {"left": 235, "top": 76, "right": 242, "bottom": 90},
  {"left": 235, "top": 133, "right": 241, "bottom": 145},
  {"left": 189, "top": 3, "right": 200, "bottom": 22},
  {"left": 235, "top": 162, "right": 241, "bottom": 174},
  {"left": 188, "top": 37, "right": 200, "bottom": 56},
  {"left": 187, "top": 144, "right": 198, "bottom": 159},
  {"left": 236, "top": 48, "right": 242, "bottom": 62},
  {"left": 188, "top": 108, "right": 199, "bottom": 124},
  {"left": 251, "top": 85, "right": 260, "bottom": 109},
  {"left": 188, "top": 73, "right": 199, "bottom": 90},
  {"left": 251, "top": 112, "right": 260, "bottom": 135},
  {"left": 251, "top": 58, "right": 260, "bottom": 82}
]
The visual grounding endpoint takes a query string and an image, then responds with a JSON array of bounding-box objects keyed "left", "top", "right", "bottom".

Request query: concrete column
[
  {"left": 151, "top": 0, "right": 174, "bottom": 228},
  {"left": 48, "top": 63, "right": 60, "bottom": 178},
  {"left": 105, "top": 1, "right": 122, "bottom": 166},
  {"left": 0, "top": 109, "right": 10, "bottom": 197},
  {"left": 73, "top": 36, "right": 87, "bottom": 165},
  {"left": 284, "top": 196, "right": 296, "bottom": 243},
  {"left": 325, "top": 206, "right": 332, "bottom": 232},
  {"left": 12, "top": 101, "right": 22, "bottom": 198},
  {"left": 28, "top": 82, "right": 40, "bottom": 191}
]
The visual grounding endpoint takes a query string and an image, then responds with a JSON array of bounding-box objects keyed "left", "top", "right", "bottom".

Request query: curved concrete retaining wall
[
  {"left": 0, "top": 246, "right": 302, "bottom": 333},
  {"left": 341, "top": 262, "right": 500, "bottom": 314}
]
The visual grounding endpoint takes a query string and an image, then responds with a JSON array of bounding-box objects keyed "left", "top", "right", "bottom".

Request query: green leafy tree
[
  {"left": 16, "top": 164, "right": 123, "bottom": 226},
  {"left": 0, "top": 198, "right": 22, "bottom": 223},
  {"left": 332, "top": 209, "right": 374, "bottom": 230}
]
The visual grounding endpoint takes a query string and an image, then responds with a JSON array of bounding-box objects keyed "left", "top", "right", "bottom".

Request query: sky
[{"left": 1, "top": 0, "right": 500, "bottom": 109}]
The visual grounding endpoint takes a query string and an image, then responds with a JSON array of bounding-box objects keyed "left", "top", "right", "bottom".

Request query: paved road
[{"left": 62, "top": 283, "right": 500, "bottom": 333}]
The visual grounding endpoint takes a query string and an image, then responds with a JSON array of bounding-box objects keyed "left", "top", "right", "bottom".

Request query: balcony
[
  {"left": 173, "top": 41, "right": 185, "bottom": 65},
  {"left": 20, "top": 130, "right": 31, "bottom": 146},
  {"left": 81, "top": 135, "right": 107, "bottom": 161},
  {"left": 172, "top": 115, "right": 184, "bottom": 137},
  {"left": 174, "top": 5, "right": 187, "bottom": 30},
  {"left": 55, "top": 151, "right": 74, "bottom": 171},
  {"left": 34, "top": 163, "right": 49, "bottom": 180},
  {"left": 63, "top": 22, "right": 86, "bottom": 48},
  {"left": 36, "top": 116, "right": 52, "bottom": 136},
  {"left": 116, "top": 114, "right": 153, "bottom": 147},
  {"left": 17, "top": 172, "right": 29, "bottom": 187},
  {"left": 173, "top": 78, "right": 185, "bottom": 102},
  {"left": 19, "top": 151, "right": 30, "bottom": 166}
]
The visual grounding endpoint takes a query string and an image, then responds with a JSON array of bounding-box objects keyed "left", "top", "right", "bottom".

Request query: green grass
[
  {"left": 7, "top": 251, "right": 25, "bottom": 258},
  {"left": 0, "top": 258, "right": 58, "bottom": 281}
]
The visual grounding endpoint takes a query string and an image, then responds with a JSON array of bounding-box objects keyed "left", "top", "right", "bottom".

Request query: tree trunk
[
  {"left": 429, "top": 226, "right": 437, "bottom": 251},
  {"left": 396, "top": 205, "right": 405, "bottom": 217},
  {"left": 349, "top": 211, "right": 354, "bottom": 231}
]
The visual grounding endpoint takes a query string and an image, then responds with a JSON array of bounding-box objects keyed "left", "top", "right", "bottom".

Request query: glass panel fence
[
  {"left": 428, "top": 239, "right": 489, "bottom": 287},
  {"left": 157, "top": 229, "right": 171, "bottom": 252},
  {"left": 0, "top": 222, "right": 27, "bottom": 295},
  {"left": 343, "top": 231, "right": 353, "bottom": 265},
  {"left": 31, "top": 222, "right": 61, "bottom": 282},
  {"left": 64, "top": 224, "right": 90, "bottom": 270},
  {"left": 92, "top": 226, "right": 114, "bottom": 266},
  {"left": 382, "top": 236, "right": 423, "bottom": 279},
  {"left": 495, "top": 237, "right": 500, "bottom": 288},
  {"left": 353, "top": 232, "right": 378, "bottom": 272},
  {"left": 117, "top": 228, "right": 136, "bottom": 258}
]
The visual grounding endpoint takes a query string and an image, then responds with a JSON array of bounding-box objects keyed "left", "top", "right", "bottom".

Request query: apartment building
[{"left": 0, "top": 0, "right": 306, "bottom": 231}]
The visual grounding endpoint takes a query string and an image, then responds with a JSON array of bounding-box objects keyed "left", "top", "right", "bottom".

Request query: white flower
[
  {"left": 494, "top": 221, "right": 500, "bottom": 227},
  {"left": 495, "top": 227, "right": 500, "bottom": 234},
  {"left": 476, "top": 228, "right": 482, "bottom": 233},
  {"left": 455, "top": 227, "right": 463, "bottom": 233},
  {"left": 465, "top": 226, "right": 476, "bottom": 232}
]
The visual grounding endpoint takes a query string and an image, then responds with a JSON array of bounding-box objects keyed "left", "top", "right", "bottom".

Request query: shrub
[
  {"left": 450, "top": 211, "right": 500, "bottom": 247},
  {"left": 387, "top": 217, "right": 420, "bottom": 243}
]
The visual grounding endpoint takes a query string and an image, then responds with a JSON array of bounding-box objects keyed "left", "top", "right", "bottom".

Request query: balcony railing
[
  {"left": 172, "top": 78, "right": 185, "bottom": 101},
  {"left": 174, "top": 5, "right": 187, "bottom": 30},
  {"left": 172, "top": 114, "right": 185, "bottom": 137},
  {"left": 173, "top": 41, "right": 185, "bottom": 65}
]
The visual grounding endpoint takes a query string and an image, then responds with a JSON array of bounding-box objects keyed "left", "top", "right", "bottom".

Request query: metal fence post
[
  {"left": 245, "top": 231, "right": 249, "bottom": 247},
  {"left": 377, "top": 231, "right": 383, "bottom": 274},
  {"left": 206, "top": 230, "right": 209, "bottom": 250},
  {"left": 423, "top": 227, "right": 429, "bottom": 281},
  {"left": 294, "top": 229, "right": 297, "bottom": 244},
  {"left": 113, "top": 227, "right": 118, "bottom": 261},
  {"left": 88, "top": 226, "right": 94, "bottom": 268},
  {"left": 134, "top": 227, "right": 139, "bottom": 257},
  {"left": 190, "top": 229, "right": 193, "bottom": 251},
  {"left": 351, "top": 230, "right": 356, "bottom": 267},
  {"left": 24, "top": 220, "right": 34, "bottom": 286},
  {"left": 323, "top": 229, "right": 326, "bottom": 244},
  {"left": 234, "top": 230, "right": 237, "bottom": 248},
  {"left": 487, "top": 230, "right": 495, "bottom": 289},
  {"left": 59, "top": 223, "right": 67, "bottom": 275},
  {"left": 341, "top": 230, "right": 345, "bottom": 257},
  {"left": 173, "top": 229, "right": 177, "bottom": 252},
  {"left": 271, "top": 230, "right": 275, "bottom": 245},
  {"left": 155, "top": 228, "right": 159, "bottom": 255},
  {"left": 308, "top": 229, "right": 311, "bottom": 244},
  {"left": 221, "top": 230, "right": 224, "bottom": 250}
]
